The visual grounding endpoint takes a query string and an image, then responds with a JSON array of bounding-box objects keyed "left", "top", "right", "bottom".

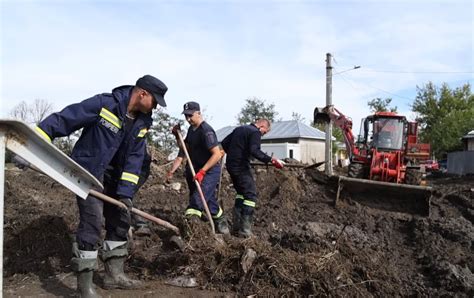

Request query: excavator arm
[{"left": 314, "top": 106, "right": 359, "bottom": 159}]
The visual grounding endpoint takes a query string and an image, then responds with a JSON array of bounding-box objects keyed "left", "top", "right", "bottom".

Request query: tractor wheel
[
  {"left": 348, "top": 163, "right": 366, "bottom": 178},
  {"left": 405, "top": 168, "right": 422, "bottom": 185}
]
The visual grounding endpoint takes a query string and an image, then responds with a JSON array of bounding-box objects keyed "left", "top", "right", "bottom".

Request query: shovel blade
[{"left": 335, "top": 176, "right": 431, "bottom": 216}]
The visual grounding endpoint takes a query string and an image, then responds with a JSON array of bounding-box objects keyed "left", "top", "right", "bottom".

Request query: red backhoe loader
[{"left": 314, "top": 106, "right": 432, "bottom": 216}]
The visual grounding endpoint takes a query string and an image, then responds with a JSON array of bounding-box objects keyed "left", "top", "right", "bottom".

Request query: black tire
[
  {"left": 348, "top": 163, "right": 366, "bottom": 178},
  {"left": 405, "top": 168, "right": 422, "bottom": 185}
]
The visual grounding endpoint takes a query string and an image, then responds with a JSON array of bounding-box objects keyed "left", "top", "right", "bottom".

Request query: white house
[
  {"left": 216, "top": 120, "right": 328, "bottom": 164},
  {"left": 462, "top": 130, "right": 474, "bottom": 151}
]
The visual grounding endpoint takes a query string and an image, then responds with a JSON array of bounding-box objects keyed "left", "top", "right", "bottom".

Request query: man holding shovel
[
  {"left": 167, "top": 101, "right": 230, "bottom": 234},
  {"left": 35, "top": 75, "right": 167, "bottom": 297},
  {"left": 221, "top": 118, "right": 285, "bottom": 238}
]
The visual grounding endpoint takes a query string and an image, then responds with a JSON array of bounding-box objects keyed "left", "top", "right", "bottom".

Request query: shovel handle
[
  {"left": 89, "top": 189, "right": 180, "bottom": 235},
  {"left": 175, "top": 130, "right": 216, "bottom": 234}
]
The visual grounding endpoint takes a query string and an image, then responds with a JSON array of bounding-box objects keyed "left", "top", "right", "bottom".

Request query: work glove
[
  {"left": 194, "top": 169, "right": 206, "bottom": 185},
  {"left": 118, "top": 197, "right": 133, "bottom": 223},
  {"left": 12, "top": 155, "right": 30, "bottom": 170},
  {"left": 271, "top": 158, "right": 285, "bottom": 169},
  {"left": 171, "top": 124, "right": 181, "bottom": 136},
  {"left": 166, "top": 170, "right": 174, "bottom": 183}
]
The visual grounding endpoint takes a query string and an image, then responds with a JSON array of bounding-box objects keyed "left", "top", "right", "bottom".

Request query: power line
[
  {"left": 333, "top": 66, "right": 361, "bottom": 75},
  {"left": 337, "top": 73, "right": 414, "bottom": 101},
  {"left": 355, "top": 69, "right": 473, "bottom": 74}
]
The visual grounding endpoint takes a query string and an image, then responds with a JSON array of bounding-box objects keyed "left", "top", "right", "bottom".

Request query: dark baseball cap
[
  {"left": 182, "top": 101, "right": 200, "bottom": 115},
  {"left": 136, "top": 75, "right": 168, "bottom": 107}
]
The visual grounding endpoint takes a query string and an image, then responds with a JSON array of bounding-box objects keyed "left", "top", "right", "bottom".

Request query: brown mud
[{"left": 3, "top": 159, "right": 473, "bottom": 296}]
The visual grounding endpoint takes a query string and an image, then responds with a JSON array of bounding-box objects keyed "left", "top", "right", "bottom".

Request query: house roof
[
  {"left": 216, "top": 120, "right": 327, "bottom": 142},
  {"left": 462, "top": 130, "right": 474, "bottom": 139}
]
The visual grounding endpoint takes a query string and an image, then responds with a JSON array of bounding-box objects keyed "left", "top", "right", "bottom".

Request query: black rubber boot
[
  {"left": 214, "top": 216, "right": 230, "bottom": 235},
  {"left": 77, "top": 270, "right": 100, "bottom": 298},
  {"left": 103, "top": 256, "right": 142, "bottom": 290},
  {"left": 239, "top": 214, "right": 253, "bottom": 238},
  {"left": 232, "top": 206, "right": 243, "bottom": 234}
]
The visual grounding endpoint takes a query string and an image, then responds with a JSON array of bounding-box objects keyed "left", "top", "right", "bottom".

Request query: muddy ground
[{"left": 3, "top": 156, "right": 474, "bottom": 297}]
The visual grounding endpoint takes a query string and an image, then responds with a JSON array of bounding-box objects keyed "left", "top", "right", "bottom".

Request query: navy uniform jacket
[
  {"left": 221, "top": 123, "right": 272, "bottom": 172},
  {"left": 36, "top": 85, "right": 151, "bottom": 199}
]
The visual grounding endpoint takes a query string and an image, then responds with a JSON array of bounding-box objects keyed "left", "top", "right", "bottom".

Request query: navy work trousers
[
  {"left": 185, "top": 164, "right": 221, "bottom": 217},
  {"left": 228, "top": 168, "right": 257, "bottom": 215},
  {"left": 75, "top": 181, "right": 130, "bottom": 251}
]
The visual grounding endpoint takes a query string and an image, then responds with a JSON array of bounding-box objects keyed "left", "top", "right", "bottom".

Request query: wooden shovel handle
[
  {"left": 175, "top": 130, "right": 216, "bottom": 234},
  {"left": 89, "top": 189, "right": 180, "bottom": 235}
]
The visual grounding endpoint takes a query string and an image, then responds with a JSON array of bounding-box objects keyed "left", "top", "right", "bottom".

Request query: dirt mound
[{"left": 4, "top": 164, "right": 474, "bottom": 296}]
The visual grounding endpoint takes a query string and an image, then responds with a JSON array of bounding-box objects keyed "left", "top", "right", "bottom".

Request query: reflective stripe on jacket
[{"left": 36, "top": 85, "right": 152, "bottom": 198}]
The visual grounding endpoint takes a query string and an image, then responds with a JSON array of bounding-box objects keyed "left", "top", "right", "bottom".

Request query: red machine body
[{"left": 314, "top": 107, "right": 430, "bottom": 185}]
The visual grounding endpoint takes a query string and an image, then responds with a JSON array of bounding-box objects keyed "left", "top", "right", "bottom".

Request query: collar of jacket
[
  {"left": 111, "top": 85, "right": 133, "bottom": 120},
  {"left": 111, "top": 85, "right": 153, "bottom": 127}
]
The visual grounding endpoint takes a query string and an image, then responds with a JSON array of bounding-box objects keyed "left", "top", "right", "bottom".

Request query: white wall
[
  {"left": 261, "top": 143, "right": 300, "bottom": 160},
  {"left": 298, "top": 139, "right": 325, "bottom": 164},
  {"left": 260, "top": 139, "right": 326, "bottom": 164},
  {"left": 468, "top": 139, "right": 474, "bottom": 151}
]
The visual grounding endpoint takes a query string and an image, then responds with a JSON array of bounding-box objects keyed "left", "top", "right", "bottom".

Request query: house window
[{"left": 289, "top": 149, "right": 294, "bottom": 159}]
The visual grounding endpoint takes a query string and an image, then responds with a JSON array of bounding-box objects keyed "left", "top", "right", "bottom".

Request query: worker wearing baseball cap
[
  {"left": 167, "top": 101, "right": 230, "bottom": 234},
  {"left": 35, "top": 74, "right": 167, "bottom": 297}
]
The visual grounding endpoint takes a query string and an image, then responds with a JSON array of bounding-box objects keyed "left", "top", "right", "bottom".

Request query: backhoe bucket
[
  {"left": 335, "top": 176, "right": 431, "bottom": 216},
  {"left": 314, "top": 107, "right": 331, "bottom": 124}
]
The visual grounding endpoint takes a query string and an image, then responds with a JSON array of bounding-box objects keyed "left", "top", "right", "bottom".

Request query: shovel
[
  {"left": 25, "top": 162, "right": 185, "bottom": 247},
  {"left": 2, "top": 120, "right": 185, "bottom": 249},
  {"left": 175, "top": 130, "right": 216, "bottom": 234}
]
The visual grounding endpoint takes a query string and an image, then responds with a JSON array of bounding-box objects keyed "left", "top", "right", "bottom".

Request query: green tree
[
  {"left": 367, "top": 97, "right": 397, "bottom": 113},
  {"left": 149, "top": 110, "right": 185, "bottom": 155},
  {"left": 237, "top": 97, "right": 278, "bottom": 125},
  {"left": 411, "top": 82, "right": 474, "bottom": 158}
]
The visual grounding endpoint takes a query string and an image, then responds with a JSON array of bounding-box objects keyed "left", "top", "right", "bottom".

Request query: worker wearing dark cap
[
  {"left": 36, "top": 75, "right": 167, "bottom": 297},
  {"left": 167, "top": 101, "right": 230, "bottom": 234}
]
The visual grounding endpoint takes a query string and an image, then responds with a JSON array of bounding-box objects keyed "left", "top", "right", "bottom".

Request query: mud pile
[{"left": 3, "top": 162, "right": 474, "bottom": 296}]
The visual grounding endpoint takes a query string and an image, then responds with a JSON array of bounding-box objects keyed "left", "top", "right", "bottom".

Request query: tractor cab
[{"left": 359, "top": 113, "right": 406, "bottom": 151}]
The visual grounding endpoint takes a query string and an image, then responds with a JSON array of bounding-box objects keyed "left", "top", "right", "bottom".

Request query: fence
[{"left": 447, "top": 151, "right": 474, "bottom": 175}]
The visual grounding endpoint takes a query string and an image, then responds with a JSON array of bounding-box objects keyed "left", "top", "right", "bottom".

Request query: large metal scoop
[{"left": 335, "top": 176, "right": 432, "bottom": 216}]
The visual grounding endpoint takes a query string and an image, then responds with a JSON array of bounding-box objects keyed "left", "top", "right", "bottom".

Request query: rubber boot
[
  {"left": 71, "top": 241, "right": 99, "bottom": 298},
  {"left": 214, "top": 216, "right": 230, "bottom": 235},
  {"left": 77, "top": 270, "right": 100, "bottom": 298},
  {"left": 232, "top": 206, "right": 243, "bottom": 234},
  {"left": 239, "top": 214, "right": 253, "bottom": 238},
  {"left": 103, "top": 256, "right": 142, "bottom": 289}
]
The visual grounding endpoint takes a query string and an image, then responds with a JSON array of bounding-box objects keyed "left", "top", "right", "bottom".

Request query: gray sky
[{"left": 1, "top": 0, "right": 473, "bottom": 132}]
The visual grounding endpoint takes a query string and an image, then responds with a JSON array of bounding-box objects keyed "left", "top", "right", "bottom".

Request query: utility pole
[{"left": 325, "top": 53, "right": 333, "bottom": 175}]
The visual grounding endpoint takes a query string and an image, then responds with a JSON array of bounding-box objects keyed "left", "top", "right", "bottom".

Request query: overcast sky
[{"left": 1, "top": 0, "right": 473, "bottom": 133}]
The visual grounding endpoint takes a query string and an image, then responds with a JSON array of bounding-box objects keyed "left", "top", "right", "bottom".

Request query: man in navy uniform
[
  {"left": 221, "top": 118, "right": 284, "bottom": 237},
  {"left": 36, "top": 75, "right": 167, "bottom": 297},
  {"left": 167, "top": 101, "right": 229, "bottom": 234}
]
